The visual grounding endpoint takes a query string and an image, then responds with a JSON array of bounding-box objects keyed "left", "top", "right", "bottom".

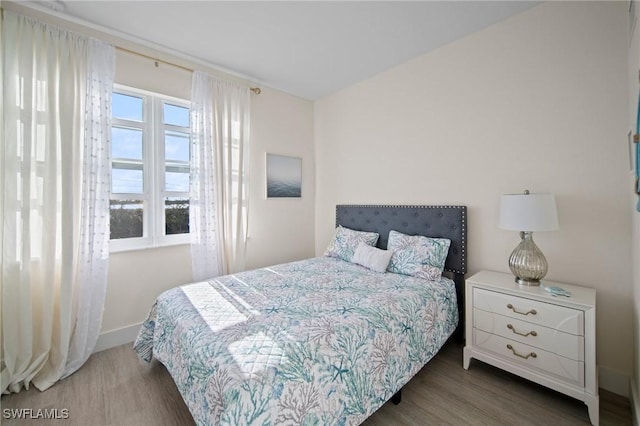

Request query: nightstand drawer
[
  {"left": 473, "top": 288, "right": 584, "bottom": 335},
  {"left": 473, "top": 329, "right": 584, "bottom": 386},
  {"left": 473, "top": 308, "right": 584, "bottom": 361}
]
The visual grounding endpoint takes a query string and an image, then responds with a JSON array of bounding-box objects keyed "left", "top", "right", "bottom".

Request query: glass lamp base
[{"left": 508, "top": 231, "right": 548, "bottom": 287}]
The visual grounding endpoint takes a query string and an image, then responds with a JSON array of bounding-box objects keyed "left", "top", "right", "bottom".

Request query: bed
[{"left": 134, "top": 204, "right": 467, "bottom": 425}]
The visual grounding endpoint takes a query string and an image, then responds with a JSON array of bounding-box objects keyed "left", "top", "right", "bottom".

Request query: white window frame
[{"left": 110, "top": 84, "right": 191, "bottom": 252}]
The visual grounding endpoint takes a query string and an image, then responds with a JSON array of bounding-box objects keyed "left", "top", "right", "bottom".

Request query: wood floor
[{"left": 2, "top": 341, "right": 631, "bottom": 426}]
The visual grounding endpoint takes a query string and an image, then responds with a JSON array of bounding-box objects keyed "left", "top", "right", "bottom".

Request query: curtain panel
[
  {"left": 190, "top": 72, "right": 250, "bottom": 280},
  {"left": 1, "top": 11, "right": 114, "bottom": 393}
]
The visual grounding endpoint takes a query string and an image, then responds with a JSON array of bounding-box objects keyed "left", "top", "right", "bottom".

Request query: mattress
[{"left": 134, "top": 256, "right": 458, "bottom": 425}]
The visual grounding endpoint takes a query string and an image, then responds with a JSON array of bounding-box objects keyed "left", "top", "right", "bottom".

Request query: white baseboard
[
  {"left": 599, "top": 365, "right": 630, "bottom": 397},
  {"left": 93, "top": 323, "right": 142, "bottom": 353},
  {"left": 631, "top": 378, "right": 639, "bottom": 426}
]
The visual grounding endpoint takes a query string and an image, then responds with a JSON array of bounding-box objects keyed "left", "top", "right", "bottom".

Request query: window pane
[
  {"left": 110, "top": 199, "right": 143, "bottom": 239},
  {"left": 165, "top": 166, "right": 189, "bottom": 192},
  {"left": 165, "top": 197, "right": 189, "bottom": 235},
  {"left": 113, "top": 93, "right": 143, "bottom": 121},
  {"left": 112, "top": 162, "right": 143, "bottom": 193},
  {"left": 165, "top": 131, "right": 190, "bottom": 162},
  {"left": 164, "top": 103, "right": 189, "bottom": 127},
  {"left": 112, "top": 127, "right": 143, "bottom": 160}
]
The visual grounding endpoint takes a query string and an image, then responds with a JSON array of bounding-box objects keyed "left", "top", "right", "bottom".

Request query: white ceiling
[{"left": 55, "top": 1, "right": 538, "bottom": 100}]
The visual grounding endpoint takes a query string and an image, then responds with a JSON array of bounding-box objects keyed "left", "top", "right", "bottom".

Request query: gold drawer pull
[
  {"left": 507, "top": 324, "right": 538, "bottom": 337},
  {"left": 506, "top": 303, "right": 537, "bottom": 316},
  {"left": 506, "top": 344, "right": 537, "bottom": 360}
]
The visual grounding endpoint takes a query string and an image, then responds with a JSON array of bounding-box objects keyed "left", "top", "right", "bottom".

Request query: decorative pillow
[
  {"left": 351, "top": 242, "right": 393, "bottom": 273},
  {"left": 387, "top": 230, "right": 451, "bottom": 280},
  {"left": 324, "top": 225, "right": 379, "bottom": 262}
]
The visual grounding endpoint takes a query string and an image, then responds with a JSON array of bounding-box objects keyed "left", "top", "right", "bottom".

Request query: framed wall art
[
  {"left": 266, "top": 153, "right": 302, "bottom": 198},
  {"left": 635, "top": 78, "right": 640, "bottom": 211}
]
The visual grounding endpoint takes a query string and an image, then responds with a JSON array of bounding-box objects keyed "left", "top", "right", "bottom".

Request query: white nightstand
[{"left": 463, "top": 270, "right": 598, "bottom": 425}]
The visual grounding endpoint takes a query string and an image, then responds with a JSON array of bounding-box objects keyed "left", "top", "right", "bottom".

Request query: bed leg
[{"left": 391, "top": 390, "right": 402, "bottom": 405}]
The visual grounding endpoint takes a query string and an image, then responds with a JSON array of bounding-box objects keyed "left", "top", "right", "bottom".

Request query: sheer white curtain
[
  {"left": 1, "top": 12, "right": 114, "bottom": 393},
  {"left": 190, "top": 72, "right": 250, "bottom": 280}
]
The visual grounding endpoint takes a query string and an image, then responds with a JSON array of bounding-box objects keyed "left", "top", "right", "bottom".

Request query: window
[{"left": 110, "top": 85, "right": 191, "bottom": 251}]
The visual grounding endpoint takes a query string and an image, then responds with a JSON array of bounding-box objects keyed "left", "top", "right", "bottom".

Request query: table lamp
[{"left": 498, "top": 190, "right": 559, "bottom": 286}]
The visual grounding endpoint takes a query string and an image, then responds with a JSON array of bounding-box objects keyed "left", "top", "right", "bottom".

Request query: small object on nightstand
[{"left": 541, "top": 285, "right": 571, "bottom": 297}]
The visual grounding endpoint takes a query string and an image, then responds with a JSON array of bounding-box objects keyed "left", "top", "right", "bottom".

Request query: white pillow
[{"left": 351, "top": 242, "right": 393, "bottom": 273}]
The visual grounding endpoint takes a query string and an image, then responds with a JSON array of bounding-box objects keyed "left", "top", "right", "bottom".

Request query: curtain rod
[{"left": 116, "top": 46, "right": 262, "bottom": 95}]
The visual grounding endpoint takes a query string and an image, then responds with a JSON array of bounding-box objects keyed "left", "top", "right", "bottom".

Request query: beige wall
[
  {"left": 629, "top": 2, "right": 640, "bottom": 422},
  {"left": 315, "top": 1, "right": 632, "bottom": 393},
  {"left": 246, "top": 86, "right": 316, "bottom": 271},
  {"left": 102, "top": 51, "right": 315, "bottom": 335}
]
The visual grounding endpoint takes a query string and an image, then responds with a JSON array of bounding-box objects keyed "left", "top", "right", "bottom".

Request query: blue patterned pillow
[
  {"left": 324, "top": 226, "right": 379, "bottom": 262},
  {"left": 387, "top": 230, "right": 451, "bottom": 280}
]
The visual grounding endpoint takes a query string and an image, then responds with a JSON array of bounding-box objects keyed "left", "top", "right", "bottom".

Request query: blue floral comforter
[{"left": 133, "top": 257, "right": 458, "bottom": 425}]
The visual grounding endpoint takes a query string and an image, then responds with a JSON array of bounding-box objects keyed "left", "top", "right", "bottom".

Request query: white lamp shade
[{"left": 499, "top": 192, "right": 559, "bottom": 232}]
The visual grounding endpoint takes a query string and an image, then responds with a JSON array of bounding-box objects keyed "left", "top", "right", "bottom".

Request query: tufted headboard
[{"left": 335, "top": 204, "right": 467, "bottom": 341}]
